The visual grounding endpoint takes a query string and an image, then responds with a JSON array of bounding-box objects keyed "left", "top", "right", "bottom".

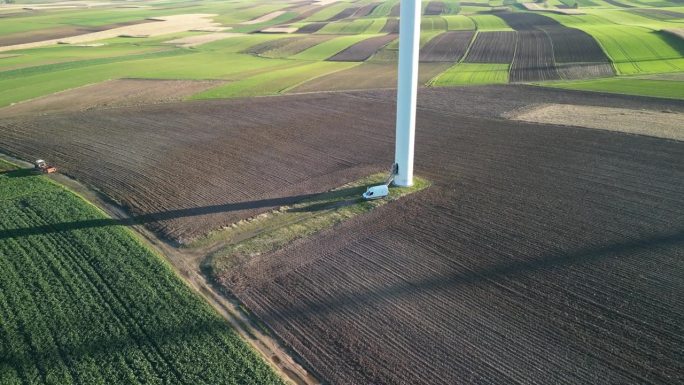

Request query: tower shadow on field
[{"left": 0, "top": 186, "right": 364, "bottom": 241}]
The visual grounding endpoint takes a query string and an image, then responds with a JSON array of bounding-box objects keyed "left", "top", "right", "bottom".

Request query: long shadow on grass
[
  {"left": 0, "top": 186, "right": 365, "bottom": 240},
  {"left": 247, "top": 229, "right": 684, "bottom": 323}
]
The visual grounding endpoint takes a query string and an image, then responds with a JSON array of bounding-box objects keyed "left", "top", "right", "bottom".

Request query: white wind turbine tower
[{"left": 394, "top": 0, "right": 421, "bottom": 187}]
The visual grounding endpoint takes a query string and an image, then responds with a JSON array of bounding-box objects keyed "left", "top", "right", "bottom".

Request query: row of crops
[{"left": 0, "top": 162, "right": 283, "bottom": 385}]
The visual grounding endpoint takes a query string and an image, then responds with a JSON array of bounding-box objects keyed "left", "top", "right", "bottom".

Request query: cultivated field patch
[
  {"left": 0, "top": 165, "right": 284, "bottom": 385},
  {"left": 419, "top": 30, "right": 475, "bottom": 62},
  {"left": 292, "top": 62, "right": 451, "bottom": 91},
  {"left": 431, "top": 63, "right": 509, "bottom": 85},
  {"left": 510, "top": 30, "right": 561, "bottom": 82},
  {"left": 0, "top": 14, "right": 223, "bottom": 53},
  {"left": 240, "top": 11, "right": 286, "bottom": 25},
  {"left": 327, "top": 34, "right": 397, "bottom": 61},
  {"left": 165, "top": 33, "right": 244, "bottom": 48},
  {"left": 509, "top": 103, "right": 684, "bottom": 140},
  {"left": 206, "top": 88, "right": 684, "bottom": 385},
  {"left": 0, "top": 78, "right": 220, "bottom": 117},
  {"left": 1, "top": 86, "right": 681, "bottom": 244},
  {"left": 424, "top": 1, "right": 446, "bottom": 15},
  {"left": 463, "top": 31, "right": 517, "bottom": 63}
]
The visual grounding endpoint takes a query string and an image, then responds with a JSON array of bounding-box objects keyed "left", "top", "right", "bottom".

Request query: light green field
[
  {"left": 443, "top": 15, "right": 477, "bottom": 30},
  {"left": 0, "top": 50, "right": 295, "bottom": 107},
  {"left": 421, "top": 16, "right": 449, "bottom": 31},
  {"left": 467, "top": 14, "right": 514, "bottom": 31},
  {"left": 430, "top": 63, "right": 510, "bottom": 86},
  {"left": 0, "top": 0, "right": 682, "bottom": 104},
  {"left": 317, "top": 18, "right": 384, "bottom": 34},
  {"left": 191, "top": 61, "right": 357, "bottom": 98},
  {"left": 543, "top": 77, "right": 684, "bottom": 99}
]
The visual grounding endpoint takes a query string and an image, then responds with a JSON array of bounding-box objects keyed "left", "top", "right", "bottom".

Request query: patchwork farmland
[{"left": 0, "top": 0, "right": 683, "bottom": 385}]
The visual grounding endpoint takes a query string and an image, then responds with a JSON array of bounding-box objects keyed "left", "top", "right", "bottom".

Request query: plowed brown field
[
  {"left": 419, "top": 31, "right": 475, "bottom": 62},
  {"left": 0, "top": 87, "right": 682, "bottom": 385},
  {"left": 0, "top": 86, "right": 680, "bottom": 240}
]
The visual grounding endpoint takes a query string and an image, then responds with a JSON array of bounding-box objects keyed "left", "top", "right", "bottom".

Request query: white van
[{"left": 362, "top": 185, "right": 389, "bottom": 200}]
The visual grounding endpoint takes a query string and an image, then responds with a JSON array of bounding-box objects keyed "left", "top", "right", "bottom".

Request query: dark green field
[{"left": 0, "top": 160, "right": 283, "bottom": 385}]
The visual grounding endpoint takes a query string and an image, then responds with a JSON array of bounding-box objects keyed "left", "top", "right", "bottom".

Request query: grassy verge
[{"left": 199, "top": 173, "right": 431, "bottom": 276}]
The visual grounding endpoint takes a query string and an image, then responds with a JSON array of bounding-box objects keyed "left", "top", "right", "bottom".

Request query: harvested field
[
  {"left": 464, "top": 31, "right": 517, "bottom": 63},
  {"left": 424, "top": 1, "right": 445, "bottom": 15},
  {"left": 381, "top": 18, "right": 400, "bottom": 34},
  {"left": 206, "top": 88, "right": 684, "bottom": 385},
  {"left": 291, "top": 62, "right": 451, "bottom": 91},
  {"left": 327, "top": 34, "right": 397, "bottom": 61},
  {"left": 508, "top": 103, "right": 684, "bottom": 140},
  {"left": 1, "top": 85, "right": 682, "bottom": 244},
  {"left": 0, "top": 79, "right": 220, "bottom": 118},
  {"left": 240, "top": 11, "right": 286, "bottom": 25},
  {"left": 389, "top": 3, "right": 401, "bottom": 16},
  {"left": 166, "top": 33, "right": 244, "bottom": 48},
  {"left": 510, "top": 30, "right": 560, "bottom": 82},
  {"left": 297, "top": 22, "right": 328, "bottom": 33},
  {"left": 419, "top": 31, "right": 475, "bottom": 62},
  {"left": 0, "top": 14, "right": 222, "bottom": 53},
  {"left": 326, "top": 6, "right": 359, "bottom": 21}
]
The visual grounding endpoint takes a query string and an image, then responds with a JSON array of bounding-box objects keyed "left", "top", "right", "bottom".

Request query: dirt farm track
[{"left": 0, "top": 85, "right": 683, "bottom": 384}]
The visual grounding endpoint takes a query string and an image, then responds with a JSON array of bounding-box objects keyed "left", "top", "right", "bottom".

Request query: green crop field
[
  {"left": 0, "top": 160, "right": 283, "bottom": 385},
  {"left": 192, "top": 61, "right": 357, "bottom": 98},
  {"left": 431, "top": 63, "right": 510, "bottom": 86}
]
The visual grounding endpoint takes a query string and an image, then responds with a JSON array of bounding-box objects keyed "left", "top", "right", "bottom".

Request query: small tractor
[{"left": 34, "top": 159, "right": 57, "bottom": 174}]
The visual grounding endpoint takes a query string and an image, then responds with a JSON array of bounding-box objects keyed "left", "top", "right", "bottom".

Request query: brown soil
[
  {"left": 419, "top": 30, "right": 475, "bottom": 62},
  {"left": 496, "top": 12, "right": 614, "bottom": 81},
  {"left": 0, "top": 85, "right": 681, "bottom": 241},
  {"left": 507, "top": 103, "right": 684, "bottom": 141},
  {"left": 424, "top": 1, "right": 445, "bottom": 15},
  {"left": 464, "top": 31, "right": 517, "bottom": 63},
  {"left": 0, "top": 79, "right": 220, "bottom": 118},
  {"left": 0, "top": 86, "right": 682, "bottom": 384}
]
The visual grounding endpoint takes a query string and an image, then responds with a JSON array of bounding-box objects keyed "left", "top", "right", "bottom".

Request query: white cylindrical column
[{"left": 394, "top": 0, "right": 421, "bottom": 187}]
